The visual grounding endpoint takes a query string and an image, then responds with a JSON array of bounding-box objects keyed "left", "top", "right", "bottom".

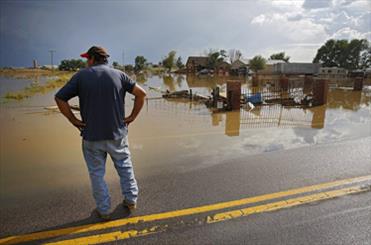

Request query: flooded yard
[{"left": 1, "top": 73, "right": 371, "bottom": 207}]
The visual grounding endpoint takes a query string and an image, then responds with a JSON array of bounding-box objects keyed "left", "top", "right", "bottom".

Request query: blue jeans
[{"left": 82, "top": 135, "right": 138, "bottom": 215}]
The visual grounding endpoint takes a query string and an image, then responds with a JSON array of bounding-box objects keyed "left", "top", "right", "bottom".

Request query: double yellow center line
[{"left": 1, "top": 175, "right": 370, "bottom": 245}]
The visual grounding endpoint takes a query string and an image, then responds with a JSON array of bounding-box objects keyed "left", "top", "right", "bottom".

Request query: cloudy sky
[{"left": 0, "top": 0, "right": 370, "bottom": 67}]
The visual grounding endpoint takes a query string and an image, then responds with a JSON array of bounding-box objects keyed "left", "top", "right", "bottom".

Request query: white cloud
[
  {"left": 250, "top": 12, "right": 328, "bottom": 60},
  {"left": 251, "top": 14, "right": 267, "bottom": 24},
  {"left": 330, "top": 27, "right": 371, "bottom": 39},
  {"left": 249, "top": 0, "right": 370, "bottom": 61}
]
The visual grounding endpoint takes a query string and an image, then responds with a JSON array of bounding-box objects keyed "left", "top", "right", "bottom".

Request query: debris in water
[{"left": 247, "top": 102, "right": 255, "bottom": 111}]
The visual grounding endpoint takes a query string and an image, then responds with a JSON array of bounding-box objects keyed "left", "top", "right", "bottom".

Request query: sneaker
[
  {"left": 95, "top": 209, "right": 111, "bottom": 221},
  {"left": 122, "top": 199, "right": 137, "bottom": 211}
]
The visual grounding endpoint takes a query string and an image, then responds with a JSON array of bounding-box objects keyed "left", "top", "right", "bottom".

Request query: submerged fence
[
  {"left": 241, "top": 78, "right": 311, "bottom": 106},
  {"left": 238, "top": 104, "right": 314, "bottom": 129},
  {"left": 147, "top": 98, "right": 318, "bottom": 132}
]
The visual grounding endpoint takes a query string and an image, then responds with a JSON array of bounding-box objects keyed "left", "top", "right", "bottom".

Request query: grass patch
[
  {"left": 4, "top": 74, "right": 72, "bottom": 101},
  {"left": 0, "top": 68, "right": 73, "bottom": 79},
  {"left": 146, "top": 66, "right": 166, "bottom": 74}
]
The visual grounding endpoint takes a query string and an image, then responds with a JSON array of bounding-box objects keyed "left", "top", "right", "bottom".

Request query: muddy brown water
[{"left": 0, "top": 74, "right": 370, "bottom": 207}]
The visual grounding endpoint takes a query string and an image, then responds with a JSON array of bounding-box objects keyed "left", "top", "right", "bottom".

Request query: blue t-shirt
[{"left": 55, "top": 64, "right": 136, "bottom": 141}]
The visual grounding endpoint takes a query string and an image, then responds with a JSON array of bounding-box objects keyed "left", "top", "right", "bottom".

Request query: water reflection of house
[
  {"left": 186, "top": 75, "right": 225, "bottom": 89},
  {"left": 186, "top": 57, "right": 209, "bottom": 73}
]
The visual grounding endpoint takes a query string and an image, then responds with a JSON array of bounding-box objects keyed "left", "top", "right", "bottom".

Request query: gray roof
[{"left": 186, "top": 56, "right": 209, "bottom": 66}]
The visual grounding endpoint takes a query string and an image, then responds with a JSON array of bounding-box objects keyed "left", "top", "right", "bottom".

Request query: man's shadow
[{"left": 5, "top": 203, "right": 132, "bottom": 244}]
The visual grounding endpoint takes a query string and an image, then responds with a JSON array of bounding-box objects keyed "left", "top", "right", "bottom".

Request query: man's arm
[
  {"left": 124, "top": 84, "right": 147, "bottom": 126},
  {"left": 55, "top": 96, "right": 86, "bottom": 131}
]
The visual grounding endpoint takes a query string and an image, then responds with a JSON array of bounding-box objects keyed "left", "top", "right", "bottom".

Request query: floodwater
[{"left": 0, "top": 73, "right": 371, "bottom": 207}]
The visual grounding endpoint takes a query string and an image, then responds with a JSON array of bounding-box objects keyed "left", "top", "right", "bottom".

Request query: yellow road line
[
  {"left": 206, "top": 185, "right": 369, "bottom": 223},
  {"left": 46, "top": 226, "right": 165, "bottom": 245},
  {"left": 1, "top": 175, "right": 370, "bottom": 245},
  {"left": 45, "top": 185, "right": 369, "bottom": 245}
]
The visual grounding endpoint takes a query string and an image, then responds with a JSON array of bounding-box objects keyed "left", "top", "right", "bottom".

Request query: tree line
[
  {"left": 57, "top": 39, "right": 370, "bottom": 72},
  {"left": 313, "top": 39, "right": 369, "bottom": 70}
]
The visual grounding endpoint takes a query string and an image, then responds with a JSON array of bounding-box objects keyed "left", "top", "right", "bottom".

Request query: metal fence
[
  {"left": 239, "top": 104, "right": 313, "bottom": 129},
  {"left": 241, "top": 79, "right": 310, "bottom": 104},
  {"left": 146, "top": 98, "right": 316, "bottom": 130}
]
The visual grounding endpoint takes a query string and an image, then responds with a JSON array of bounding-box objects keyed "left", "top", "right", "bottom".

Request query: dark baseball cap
[{"left": 80, "top": 46, "right": 110, "bottom": 59}]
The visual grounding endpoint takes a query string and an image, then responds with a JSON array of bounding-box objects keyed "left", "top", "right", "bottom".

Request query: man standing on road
[{"left": 55, "top": 46, "right": 146, "bottom": 220}]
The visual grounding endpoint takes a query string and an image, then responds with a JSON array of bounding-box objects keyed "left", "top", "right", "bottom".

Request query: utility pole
[
  {"left": 49, "top": 50, "right": 56, "bottom": 71},
  {"left": 122, "top": 49, "right": 125, "bottom": 71}
]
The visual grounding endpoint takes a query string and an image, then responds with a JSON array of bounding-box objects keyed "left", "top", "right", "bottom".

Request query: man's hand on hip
[
  {"left": 55, "top": 96, "right": 86, "bottom": 132},
  {"left": 70, "top": 118, "right": 86, "bottom": 131},
  {"left": 125, "top": 84, "right": 147, "bottom": 127},
  {"left": 124, "top": 115, "right": 135, "bottom": 126}
]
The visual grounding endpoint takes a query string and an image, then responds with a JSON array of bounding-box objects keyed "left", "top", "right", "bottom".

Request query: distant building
[
  {"left": 41, "top": 65, "right": 59, "bottom": 70},
  {"left": 259, "top": 59, "right": 286, "bottom": 74},
  {"left": 319, "top": 67, "right": 347, "bottom": 80},
  {"left": 230, "top": 59, "right": 250, "bottom": 75},
  {"left": 215, "top": 61, "right": 231, "bottom": 76},
  {"left": 273, "top": 62, "right": 321, "bottom": 75},
  {"left": 186, "top": 56, "right": 209, "bottom": 73},
  {"left": 266, "top": 59, "right": 286, "bottom": 65}
]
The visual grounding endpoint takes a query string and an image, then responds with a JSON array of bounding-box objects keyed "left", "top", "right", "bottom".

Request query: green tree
[
  {"left": 269, "top": 52, "right": 290, "bottom": 62},
  {"left": 207, "top": 49, "right": 227, "bottom": 69},
  {"left": 162, "top": 51, "right": 177, "bottom": 72},
  {"left": 219, "top": 49, "right": 227, "bottom": 59},
  {"left": 346, "top": 39, "right": 369, "bottom": 69},
  {"left": 124, "top": 64, "right": 134, "bottom": 72},
  {"left": 313, "top": 39, "right": 337, "bottom": 67},
  {"left": 176, "top": 56, "right": 184, "bottom": 69},
  {"left": 134, "top": 56, "right": 147, "bottom": 72},
  {"left": 313, "top": 39, "right": 369, "bottom": 69},
  {"left": 112, "top": 61, "right": 119, "bottom": 68},
  {"left": 360, "top": 47, "right": 371, "bottom": 69},
  {"left": 58, "top": 59, "right": 86, "bottom": 71},
  {"left": 249, "top": 55, "right": 266, "bottom": 73}
]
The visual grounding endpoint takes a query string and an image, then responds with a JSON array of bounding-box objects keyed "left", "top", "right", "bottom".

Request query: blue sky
[{"left": 0, "top": 0, "right": 370, "bottom": 67}]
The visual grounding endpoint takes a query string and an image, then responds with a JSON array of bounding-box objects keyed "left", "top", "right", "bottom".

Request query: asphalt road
[{"left": 1, "top": 136, "right": 370, "bottom": 244}]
